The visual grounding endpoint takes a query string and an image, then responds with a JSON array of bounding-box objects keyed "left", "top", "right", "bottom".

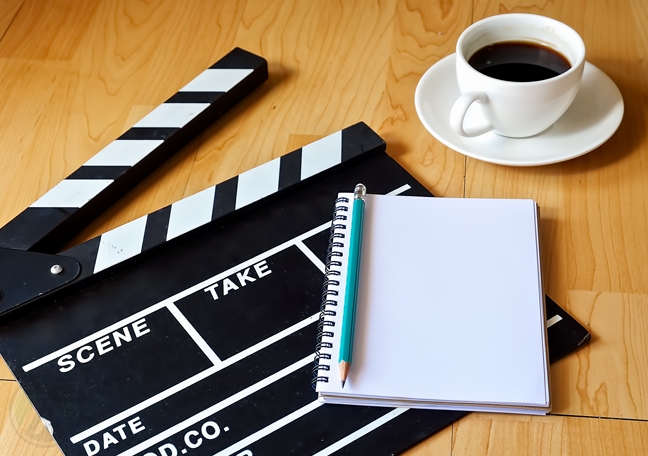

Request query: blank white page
[{"left": 317, "top": 194, "right": 549, "bottom": 409}]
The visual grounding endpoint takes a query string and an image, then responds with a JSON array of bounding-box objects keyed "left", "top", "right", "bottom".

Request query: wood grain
[
  {"left": 0, "top": 363, "right": 13, "bottom": 382},
  {"left": 452, "top": 412, "right": 648, "bottom": 456},
  {"left": 0, "top": 382, "right": 60, "bottom": 455},
  {"left": 0, "top": 0, "right": 97, "bottom": 60},
  {"left": 0, "top": 0, "right": 645, "bottom": 455},
  {"left": 401, "top": 423, "right": 453, "bottom": 456},
  {"left": 0, "top": 0, "right": 22, "bottom": 40},
  {"left": 549, "top": 291, "right": 648, "bottom": 419},
  {"left": 372, "top": 0, "right": 471, "bottom": 198}
]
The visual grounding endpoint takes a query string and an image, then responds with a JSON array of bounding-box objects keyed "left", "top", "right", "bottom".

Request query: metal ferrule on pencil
[{"left": 354, "top": 183, "right": 367, "bottom": 201}]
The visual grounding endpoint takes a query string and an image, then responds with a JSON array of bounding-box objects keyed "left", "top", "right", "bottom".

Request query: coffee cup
[{"left": 449, "top": 14, "right": 585, "bottom": 138}]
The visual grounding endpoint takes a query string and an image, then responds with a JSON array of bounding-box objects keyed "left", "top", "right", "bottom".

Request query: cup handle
[{"left": 449, "top": 92, "right": 493, "bottom": 137}]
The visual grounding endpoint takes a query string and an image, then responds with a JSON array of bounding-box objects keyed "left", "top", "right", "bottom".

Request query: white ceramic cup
[{"left": 449, "top": 14, "right": 585, "bottom": 138}]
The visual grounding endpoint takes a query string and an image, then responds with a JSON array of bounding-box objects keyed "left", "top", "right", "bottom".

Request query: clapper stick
[
  {"left": 0, "top": 48, "right": 268, "bottom": 315},
  {"left": 60, "top": 123, "right": 382, "bottom": 281}
]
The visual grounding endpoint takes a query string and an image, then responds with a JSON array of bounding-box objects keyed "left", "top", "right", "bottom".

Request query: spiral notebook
[{"left": 315, "top": 193, "right": 551, "bottom": 414}]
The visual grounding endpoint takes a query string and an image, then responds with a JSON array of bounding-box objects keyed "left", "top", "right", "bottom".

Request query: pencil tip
[{"left": 341, "top": 380, "right": 345, "bottom": 388}]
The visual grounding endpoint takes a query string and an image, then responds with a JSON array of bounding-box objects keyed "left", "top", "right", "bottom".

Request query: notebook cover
[
  {"left": 0, "top": 124, "right": 589, "bottom": 456},
  {"left": 316, "top": 195, "right": 550, "bottom": 412}
]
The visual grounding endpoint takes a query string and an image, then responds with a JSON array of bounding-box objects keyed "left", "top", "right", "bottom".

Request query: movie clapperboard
[{"left": 0, "top": 48, "right": 590, "bottom": 456}]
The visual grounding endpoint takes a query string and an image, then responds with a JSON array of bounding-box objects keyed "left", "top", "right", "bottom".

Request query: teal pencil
[{"left": 339, "top": 183, "right": 366, "bottom": 388}]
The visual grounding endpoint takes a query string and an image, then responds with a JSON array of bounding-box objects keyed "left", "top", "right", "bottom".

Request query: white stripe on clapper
[
  {"left": 133, "top": 103, "right": 210, "bottom": 129},
  {"left": 300, "top": 131, "right": 342, "bottom": 180},
  {"left": 94, "top": 215, "right": 148, "bottom": 274},
  {"left": 235, "top": 157, "right": 281, "bottom": 210},
  {"left": 166, "top": 186, "right": 216, "bottom": 241},
  {"left": 30, "top": 179, "right": 113, "bottom": 208},
  {"left": 180, "top": 68, "right": 254, "bottom": 93},
  {"left": 84, "top": 140, "right": 164, "bottom": 167},
  {"left": 547, "top": 315, "right": 562, "bottom": 328}
]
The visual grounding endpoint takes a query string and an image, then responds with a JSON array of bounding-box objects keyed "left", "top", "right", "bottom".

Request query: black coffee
[{"left": 468, "top": 41, "right": 571, "bottom": 82}]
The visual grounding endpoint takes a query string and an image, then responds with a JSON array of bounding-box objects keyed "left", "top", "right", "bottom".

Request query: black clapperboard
[{"left": 0, "top": 48, "right": 590, "bottom": 456}]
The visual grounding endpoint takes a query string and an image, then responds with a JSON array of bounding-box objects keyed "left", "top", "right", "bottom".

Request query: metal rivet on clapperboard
[{"left": 50, "top": 264, "right": 63, "bottom": 275}]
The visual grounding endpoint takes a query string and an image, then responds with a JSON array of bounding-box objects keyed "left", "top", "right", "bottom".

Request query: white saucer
[{"left": 414, "top": 54, "right": 624, "bottom": 166}]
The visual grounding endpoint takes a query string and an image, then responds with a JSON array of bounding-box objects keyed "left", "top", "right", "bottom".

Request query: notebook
[{"left": 315, "top": 193, "right": 551, "bottom": 414}]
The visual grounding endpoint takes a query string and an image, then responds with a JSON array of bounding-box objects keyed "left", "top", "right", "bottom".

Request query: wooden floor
[{"left": 0, "top": 0, "right": 647, "bottom": 454}]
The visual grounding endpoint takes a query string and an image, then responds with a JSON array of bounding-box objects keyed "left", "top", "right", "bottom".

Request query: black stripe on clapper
[
  {"left": 67, "top": 166, "right": 131, "bottom": 180},
  {"left": 341, "top": 122, "right": 386, "bottom": 162},
  {"left": 119, "top": 128, "right": 180, "bottom": 141},
  {"left": 142, "top": 206, "right": 172, "bottom": 251},
  {"left": 60, "top": 236, "right": 101, "bottom": 277},
  {"left": 212, "top": 176, "right": 239, "bottom": 219},
  {"left": 210, "top": 47, "right": 259, "bottom": 69},
  {"left": 166, "top": 92, "right": 225, "bottom": 104},
  {"left": 278, "top": 149, "right": 302, "bottom": 190}
]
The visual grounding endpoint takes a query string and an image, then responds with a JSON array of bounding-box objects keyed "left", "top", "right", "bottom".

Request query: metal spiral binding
[{"left": 313, "top": 196, "right": 350, "bottom": 387}]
